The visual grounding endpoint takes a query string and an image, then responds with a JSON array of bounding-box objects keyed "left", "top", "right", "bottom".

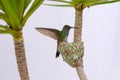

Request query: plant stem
[
  {"left": 74, "top": 3, "right": 83, "bottom": 42},
  {"left": 76, "top": 66, "right": 87, "bottom": 80},
  {"left": 74, "top": 3, "right": 87, "bottom": 80},
  {"left": 13, "top": 32, "right": 29, "bottom": 80}
]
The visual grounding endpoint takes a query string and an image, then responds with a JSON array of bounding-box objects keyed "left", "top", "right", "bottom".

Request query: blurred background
[{"left": 0, "top": 2, "right": 120, "bottom": 80}]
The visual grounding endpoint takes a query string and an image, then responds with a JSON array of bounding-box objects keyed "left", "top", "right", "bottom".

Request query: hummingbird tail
[{"left": 56, "top": 51, "right": 60, "bottom": 58}]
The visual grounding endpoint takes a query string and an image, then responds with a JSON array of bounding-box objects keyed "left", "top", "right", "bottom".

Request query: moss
[{"left": 58, "top": 41, "right": 84, "bottom": 67}]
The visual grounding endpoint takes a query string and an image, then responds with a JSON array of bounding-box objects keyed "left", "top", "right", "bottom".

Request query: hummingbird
[{"left": 35, "top": 25, "right": 75, "bottom": 58}]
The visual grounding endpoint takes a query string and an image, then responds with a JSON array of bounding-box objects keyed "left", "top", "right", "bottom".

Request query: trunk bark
[
  {"left": 13, "top": 32, "right": 29, "bottom": 80},
  {"left": 74, "top": 3, "right": 87, "bottom": 80}
]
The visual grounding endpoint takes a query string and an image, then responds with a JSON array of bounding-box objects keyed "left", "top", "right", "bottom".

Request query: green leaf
[
  {"left": 0, "top": 25, "right": 11, "bottom": 31},
  {"left": 0, "top": 29, "right": 15, "bottom": 35},
  {"left": 0, "top": 12, "right": 9, "bottom": 24},
  {"left": 0, "top": 25, "right": 19, "bottom": 36},
  {"left": 0, "top": 0, "right": 21, "bottom": 30},
  {"left": 0, "top": 25, "right": 11, "bottom": 34},
  {"left": 48, "top": 0, "right": 71, "bottom": 4},
  {"left": 83, "top": 0, "right": 120, "bottom": 8},
  {"left": 24, "top": 0, "right": 32, "bottom": 11},
  {"left": 45, "top": 0, "right": 73, "bottom": 7},
  {"left": 71, "top": 0, "right": 81, "bottom": 6},
  {"left": 0, "top": 0, "right": 43, "bottom": 31},
  {"left": 0, "top": 30, "right": 8, "bottom": 34},
  {"left": 22, "top": 0, "right": 44, "bottom": 26},
  {"left": 16, "top": 0, "right": 25, "bottom": 20},
  {"left": 46, "top": 0, "right": 82, "bottom": 7},
  {"left": 91, "top": 0, "right": 120, "bottom": 6},
  {"left": 46, "top": 0, "right": 120, "bottom": 8},
  {"left": 0, "top": 4, "right": 4, "bottom": 12},
  {"left": 44, "top": 4, "right": 73, "bottom": 7}
]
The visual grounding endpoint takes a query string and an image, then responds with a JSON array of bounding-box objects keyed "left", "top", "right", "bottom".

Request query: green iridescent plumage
[{"left": 35, "top": 25, "right": 74, "bottom": 57}]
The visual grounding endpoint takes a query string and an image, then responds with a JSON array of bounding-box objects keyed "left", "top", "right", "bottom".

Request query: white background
[{"left": 0, "top": 2, "right": 120, "bottom": 80}]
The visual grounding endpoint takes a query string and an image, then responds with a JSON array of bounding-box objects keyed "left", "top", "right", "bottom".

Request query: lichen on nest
[{"left": 58, "top": 41, "right": 84, "bottom": 67}]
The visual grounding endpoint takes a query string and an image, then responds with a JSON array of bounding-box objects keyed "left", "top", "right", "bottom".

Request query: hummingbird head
[{"left": 63, "top": 25, "right": 74, "bottom": 30}]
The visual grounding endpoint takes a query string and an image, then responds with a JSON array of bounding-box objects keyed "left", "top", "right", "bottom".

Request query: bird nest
[{"left": 58, "top": 41, "right": 84, "bottom": 67}]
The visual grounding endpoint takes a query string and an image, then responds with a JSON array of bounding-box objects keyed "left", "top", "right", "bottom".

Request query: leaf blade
[
  {"left": 0, "top": 0, "right": 21, "bottom": 29},
  {"left": 44, "top": 4, "right": 73, "bottom": 7},
  {"left": 22, "top": 0, "right": 44, "bottom": 26},
  {"left": 47, "top": 0, "right": 71, "bottom": 4}
]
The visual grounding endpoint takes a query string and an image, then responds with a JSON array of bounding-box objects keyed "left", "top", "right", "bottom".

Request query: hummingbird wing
[{"left": 35, "top": 27, "right": 60, "bottom": 40}]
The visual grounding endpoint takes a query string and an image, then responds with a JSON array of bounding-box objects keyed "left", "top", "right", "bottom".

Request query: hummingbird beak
[
  {"left": 70, "top": 27, "right": 78, "bottom": 29},
  {"left": 70, "top": 27, "right": 74, "bottom": 28}
]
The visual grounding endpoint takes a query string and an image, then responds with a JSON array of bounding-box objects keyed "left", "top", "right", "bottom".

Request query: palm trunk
[
  {"left": 13, "top": 32, "right": 29, "bottom": 80},
  {"left": 74, "top": 3, "right": 87, "bottom": 80}
]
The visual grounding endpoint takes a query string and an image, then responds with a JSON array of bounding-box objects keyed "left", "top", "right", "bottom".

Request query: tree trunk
[
  {"left": 13, "top": 32, "right": 29, "bottom": 80},
  {"left": 74, "top": 3, "right": 87, "bottom": 80}
]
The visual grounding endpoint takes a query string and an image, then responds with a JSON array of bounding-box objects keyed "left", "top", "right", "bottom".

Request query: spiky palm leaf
[
  {"left": 45, "top": 0, "right": 120, "bottom": 8},
  {"left": 0, "top": 0, "right": 44, "bottom": 36}
]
